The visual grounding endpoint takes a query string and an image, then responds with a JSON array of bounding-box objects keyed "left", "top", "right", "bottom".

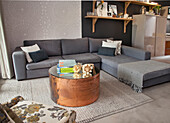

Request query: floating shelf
[
  {"left": 124, "top": 1, "right": 161, "bottom": 7},
  {"left": 85, "top": 16, "right": 134, "bottom": 33},
  {"left": 86, "top": 0, "right": 160, "bottom": 33},
  {"left": 123, "top": 1, "right": 161, "bottom": 14}
]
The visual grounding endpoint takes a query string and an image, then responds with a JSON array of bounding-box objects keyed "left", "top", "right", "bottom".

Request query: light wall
[{"left": 1, "top": 1, "right": 82, "bottom": 55}]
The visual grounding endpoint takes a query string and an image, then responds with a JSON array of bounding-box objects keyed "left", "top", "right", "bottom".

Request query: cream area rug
[{"left": 0, "top": 71, "right": 153, "bottom": 123}]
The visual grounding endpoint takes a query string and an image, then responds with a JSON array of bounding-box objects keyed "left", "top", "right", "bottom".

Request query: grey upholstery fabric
[
  {"left": 143, "top": 74, "right": 170, "bottom": 87},
  {"left": 12, "top": 38, "right": 152, "bottom": 81},
  {"left": 101, "top": 63, "right": 118, "bottom": 77},
  {"left": 94, "top": 53, "right": 140, "bottom": 68},
  {"left": 144, "top": 68, "right": 170, "bottom": 81},
  {"left": 118, "top": 60, "right": 170, "bottom": 92},
  {"left": 62, "top": 53, "right": 101, "bottom": 63},
  {"left": 94, "top": 62, "right": 101, "bottom": 70},
  {"left": 26, "top": 56, "right": 63, "bottom": 70},
  {"left": 27, "top": 68, "right": 50, "bottom": 79},
  {"left": 89, "top": 38, "right": 103, "bottom": 53},
  {"left": 12, "top": 51, "right": 26, "bottom": 80},
  {"left": 24, "top": 39, "right": 61, "bottom": 56},
  {"left": 89, "top": 38, "right": 113, "bottom": 53},
  {"left": 61, "top": 38, "right": 89, "bottom": 55},
  {"left": 122, "top": 45, "right": 151, "bottom": 60}
]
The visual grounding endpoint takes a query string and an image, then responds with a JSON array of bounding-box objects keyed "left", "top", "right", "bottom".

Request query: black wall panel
[{"left": 82, "top": 1, "right": 170, "bottom": 46}]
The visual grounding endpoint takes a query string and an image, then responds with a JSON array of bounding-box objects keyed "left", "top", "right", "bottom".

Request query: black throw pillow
[
  {"left": 98, "top": 47, "right": 116, "bottom": 56},
  {"left": 29, "top": 49, "right": 48, "bottom": 63}
]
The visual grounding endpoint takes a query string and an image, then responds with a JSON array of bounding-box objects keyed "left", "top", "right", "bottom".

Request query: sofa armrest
[
  {"left": 12, "top": 47, "right": 26, "bottom": 80},
  {"left": 122, "top": 45, "right": 151, "bottom": 60}
]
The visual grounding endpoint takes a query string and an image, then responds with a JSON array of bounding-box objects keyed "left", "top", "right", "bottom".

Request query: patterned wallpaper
[{"left": 1, "top": 1, "right": 81, "bottom": 54}]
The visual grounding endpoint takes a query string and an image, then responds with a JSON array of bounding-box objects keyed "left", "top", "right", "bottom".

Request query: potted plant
[{"left": 154, "top": 6, "right": 161, "bottom": 15}]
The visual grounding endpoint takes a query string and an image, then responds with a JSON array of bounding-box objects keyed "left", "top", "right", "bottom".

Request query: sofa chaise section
[
  {"left": 95, "top": 54, "right": 140, "bottom": 77},
  {"left": 93, "top": 45, "right": 151, "bottom": 77}
]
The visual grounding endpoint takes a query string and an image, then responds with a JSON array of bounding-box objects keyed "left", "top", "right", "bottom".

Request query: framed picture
[
  {"left": 111, "top": 5, "right": 117, "bottom": 16},
  {"left": 168, "top": 8, "right": 170, "bottom": 14}
]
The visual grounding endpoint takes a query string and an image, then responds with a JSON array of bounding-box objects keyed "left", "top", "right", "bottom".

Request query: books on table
[
  {"left": 58, "top": 60, "right": 76, "bottom": 67},
  {"left": 57, "top": 60, "right": 76, "bottom": 74},
  {"left": 58, "top": 73, "right": 74, "bottom": 77}
]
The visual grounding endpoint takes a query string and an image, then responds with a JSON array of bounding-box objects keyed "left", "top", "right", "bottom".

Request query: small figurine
[
  {"left": 73, "top": 73, "right": 81, "bottom": 79},
  {"left": 82, "top": 64, "right": 94, "bottom": 74},
  {"left": 82, "top": 73, "right": 92, "bottom": 78},
  {"left": 118, "top": 13, "right": 123, "bottom": 18},
  {"left": 73, "top": 63, "right": 82, "bottom": 73}
]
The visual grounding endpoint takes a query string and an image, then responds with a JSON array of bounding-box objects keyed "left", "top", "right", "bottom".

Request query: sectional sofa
[{"left": 12, "top": 38, "right": 151, "bottom": 81}]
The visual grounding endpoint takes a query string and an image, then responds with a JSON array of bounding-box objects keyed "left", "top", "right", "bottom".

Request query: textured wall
[{"left": 1, "top": 1, "right": 81, "bottom": 54}]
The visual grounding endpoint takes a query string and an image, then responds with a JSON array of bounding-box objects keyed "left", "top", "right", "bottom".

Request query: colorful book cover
[
  {"left": 59, "top": 60, "right": 76, "bottom": 67},
  {"left": 58, "top": 73, "right": 73, "bottom": 77},
  {"left": 57, "top": 67, "right": 74, "bottom": 74}
]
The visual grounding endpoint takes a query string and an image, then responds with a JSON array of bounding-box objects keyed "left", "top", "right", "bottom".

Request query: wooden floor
[{"left": 151, "top": 55, "right": 170, "bottom": 64}]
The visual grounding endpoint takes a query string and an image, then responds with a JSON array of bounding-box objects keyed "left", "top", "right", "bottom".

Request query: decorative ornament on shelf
[
  {"left": 97, "top": 0, "right": 104, "bottom": 10},
  {"left": 96, "top": 0, "right": 107, "bottom": 17},
  {"left": 154, "top": 6, "right": 161, "bottom": 15},
  {"left": 141, "top": 6, "right": 146, "bottom": 14},
  {"left": 118, "top": 13, "right": 123, "bottom": 18}
]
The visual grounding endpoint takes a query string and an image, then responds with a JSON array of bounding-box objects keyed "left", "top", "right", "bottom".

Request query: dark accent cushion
[
  {"left": 24, "top": 39, "right": 61, "bottom": 56},
  {"left": 61, "top": 38, "right": 89, "bottom": 55},
  {"left": 29, "top": 49, "right": 48, "bottom": 63},
  {"left": 89, "top": 38, "right": 114, "bottom": 53},
  {"left": 98, "top": 47, "right": 116, "bottom": 56}
]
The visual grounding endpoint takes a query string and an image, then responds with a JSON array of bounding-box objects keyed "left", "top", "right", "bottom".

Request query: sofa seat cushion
[
  {"left": 94, "top": 53, "right": 140, "bottom": 68},
  {"left": 62, "top": 53, "right": 101, "bottom": 64},
  {"left": 26, "top": 56, "right": 63, "bottom": 70}
]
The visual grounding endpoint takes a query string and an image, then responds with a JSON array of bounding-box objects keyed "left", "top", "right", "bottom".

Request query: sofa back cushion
[
  {"left": 24, "top": 39, "right": 61, "bottom": 56},
  {"left": 89, "top": 38, "right": 114, "bottom": 53},
  {"left": 61, "top": 38, "right": 89, "bottom": 55}
]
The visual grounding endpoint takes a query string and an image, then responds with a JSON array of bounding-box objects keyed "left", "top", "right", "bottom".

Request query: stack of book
[{"left": 57, "top": 60, "right": 76, "bottom": 77}]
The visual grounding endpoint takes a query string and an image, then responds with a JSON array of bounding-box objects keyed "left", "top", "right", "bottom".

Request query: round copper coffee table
[{"left": 49, "top": 65, "right": 100, "bottom": 107}]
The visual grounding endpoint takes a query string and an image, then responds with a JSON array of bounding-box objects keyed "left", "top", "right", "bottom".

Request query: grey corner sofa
[{"left": 12, "top": 38, "right": 151, "bottom": 81}]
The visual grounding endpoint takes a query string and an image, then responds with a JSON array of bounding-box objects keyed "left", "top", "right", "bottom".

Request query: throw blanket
[{"left": 118, "top": 60, "right": 170, "bottom": 92}]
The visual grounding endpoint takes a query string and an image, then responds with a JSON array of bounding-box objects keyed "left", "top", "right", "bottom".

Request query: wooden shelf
[
  {"left": 124, "top": 1, "right": 161, "bottom": 14},
  {"left": 126, "top": 1, "right": 161, "bottom": 7},
  {"left": 85, "top": 16, "right": 133, "bottom": 33},
  {"left": 86, "top": 0, "right": 160, "bottom": 33},
  {"left": 85, "top": 16, "right": 133, "bottom": 21}
]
